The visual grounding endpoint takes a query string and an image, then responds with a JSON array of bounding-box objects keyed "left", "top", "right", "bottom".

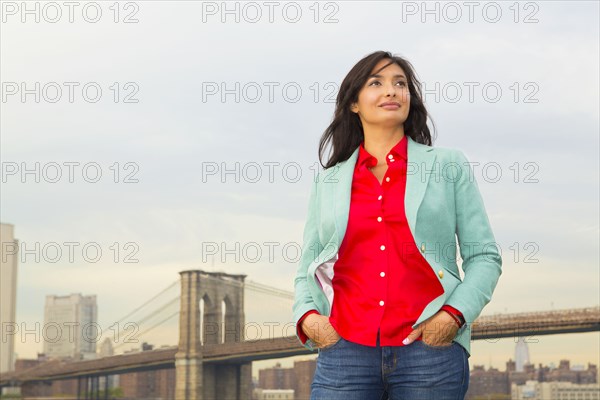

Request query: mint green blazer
[{"left": 292, "top": 135, "right": 502, "bottom": 357}]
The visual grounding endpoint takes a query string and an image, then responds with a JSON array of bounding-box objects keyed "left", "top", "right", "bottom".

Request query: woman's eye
[{"left": 369, "top": 80, "right": 407, "bottom": 86}]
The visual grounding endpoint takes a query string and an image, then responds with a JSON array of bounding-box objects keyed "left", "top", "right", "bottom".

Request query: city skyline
[{"left": 1, "top": 240, "right": 597, "bottom": 375}]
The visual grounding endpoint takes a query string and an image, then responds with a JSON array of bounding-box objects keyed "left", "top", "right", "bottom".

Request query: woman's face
[{"left": 351, "top": 59, "right": 411, "bottom": 130}]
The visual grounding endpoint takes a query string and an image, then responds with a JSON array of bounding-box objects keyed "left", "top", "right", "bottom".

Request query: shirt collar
[{"left": 357, "top": 135, "right": 408, "bottom": 169}]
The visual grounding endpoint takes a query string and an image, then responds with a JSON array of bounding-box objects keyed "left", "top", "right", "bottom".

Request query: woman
[{"left": 292, "top": 50, "right": 502, "bottom": 400}]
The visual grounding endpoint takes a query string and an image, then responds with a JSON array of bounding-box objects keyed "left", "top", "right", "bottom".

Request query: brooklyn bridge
[{"left": 1, "top": 270, "right": 598, "bottom": 399}]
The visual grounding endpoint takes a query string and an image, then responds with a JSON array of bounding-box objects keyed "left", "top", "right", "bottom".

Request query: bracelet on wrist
[{"left": 442, "top": 309, "right": 462, "bottom": 328}]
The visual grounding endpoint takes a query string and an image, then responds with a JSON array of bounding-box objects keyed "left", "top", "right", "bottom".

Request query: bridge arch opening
[{"left": 200, "top": 294, "right": 213, "bottom": 345}]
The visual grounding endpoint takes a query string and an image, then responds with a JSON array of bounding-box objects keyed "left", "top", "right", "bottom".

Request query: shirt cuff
[
  {"left": 441, "top": 305, "right": 464, "bottom": 318},
  {"left": 297, "top": 310, "right": 319, "bottom": 344},
  {"left": 441, "top": 305, "right": 465, "bottom": 327}
]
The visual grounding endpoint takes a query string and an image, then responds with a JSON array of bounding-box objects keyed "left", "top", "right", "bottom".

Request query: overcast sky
[{"left": 1, "top": 1, "right": 598, "bottom": 374}]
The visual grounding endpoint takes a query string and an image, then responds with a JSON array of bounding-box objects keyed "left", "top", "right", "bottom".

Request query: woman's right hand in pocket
[{"left": 300, "top": 313, "right": 341, "bottom": 348}]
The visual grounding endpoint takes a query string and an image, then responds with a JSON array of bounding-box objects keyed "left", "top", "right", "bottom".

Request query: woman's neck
[{"left": 363, "top": 127, "right": 405, "bottom": 162}]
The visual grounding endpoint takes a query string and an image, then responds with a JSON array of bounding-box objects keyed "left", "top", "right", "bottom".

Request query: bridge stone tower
[{"left": 175, "top": 270, "right": 251, "bottom": 400}]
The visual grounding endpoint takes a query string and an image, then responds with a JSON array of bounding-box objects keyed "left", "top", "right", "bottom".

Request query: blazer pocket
[{"left": 443, "top": 266, "right": 462, "bottom": 282}]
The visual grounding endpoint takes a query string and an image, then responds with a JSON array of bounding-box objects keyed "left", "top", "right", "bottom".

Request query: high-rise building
[
  {"left": 98, "top": 337, "right": 114, "bottom": 357},
  {"left": 43, "top": 293, "right": 98, "bottom": 360},
  {"left": 515, "top": 336, "right": 531, "bottom": 372},
  {"left": 0, "top": 223, "right": 19, "bottom": 373}
]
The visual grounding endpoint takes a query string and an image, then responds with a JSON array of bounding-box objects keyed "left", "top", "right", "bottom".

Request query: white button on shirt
[
  {"left": 385, "top": 177, "right": 390, "bottom": 182},
  {"left": 380, "top": 272, "right": 386, "bottom": 277},
  {"left": 377, "top": 216, "right": 382, "bottom": 222},
  {"left": 380, "top": 245, "right": 386, "bottom": 251},
  {"left": 379, "top": 300, "right": 385, "bottom": 306}
]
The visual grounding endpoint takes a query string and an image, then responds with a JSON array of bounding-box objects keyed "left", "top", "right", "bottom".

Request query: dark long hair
[{"left": 318, "top": 51, "right": 436, "bottom": 169}]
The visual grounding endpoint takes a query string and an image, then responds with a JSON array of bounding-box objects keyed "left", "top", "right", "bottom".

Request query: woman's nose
[{"left": 386, "top": 84, "right": 396, "bottom": 96}]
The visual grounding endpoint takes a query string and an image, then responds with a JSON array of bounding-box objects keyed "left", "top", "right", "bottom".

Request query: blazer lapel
[
  {"left": 332, "top": 136, "right": 437, "bottom": 244},
  {"left": 404, "top": 137, "right": 436, "bottom": 237},
  {"left": 331, "top": 147, "right": 358, "bottom": 244}
]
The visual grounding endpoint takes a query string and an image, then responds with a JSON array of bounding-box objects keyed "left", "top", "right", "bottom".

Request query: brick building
[
  {"left": 292, "top": 359, "right": 316, "bottom": 400},
  {"left": 466, "top": 365, "right": 509, "bottom": 398},
  {"left": 257, "top": 358, "right": 317, "bottom": 399},
  {"left": 259, "top": 362, "right": 295, "bottom": 390},
  {"left": 13, "top": 356, "right": 78, "bottom": 398},
  {"left": 119, "top": 367, "right": 175, "bottom": 399}
]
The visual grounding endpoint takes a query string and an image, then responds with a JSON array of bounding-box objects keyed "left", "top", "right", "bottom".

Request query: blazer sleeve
[
  {"left": 292, "top": 174, "right": 324, "bottom": 347},
  {"left": 443, "top": 150, "right": 503, "bottom": 325}
]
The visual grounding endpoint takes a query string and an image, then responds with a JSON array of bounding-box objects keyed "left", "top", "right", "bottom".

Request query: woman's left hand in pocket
[{"left": 402, "top": 310, "right": 459, "bottom": 346}]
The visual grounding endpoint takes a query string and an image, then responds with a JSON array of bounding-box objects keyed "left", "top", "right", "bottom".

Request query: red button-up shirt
[{"left": 297, "top": 135, "right": 463, "bottom": 346}]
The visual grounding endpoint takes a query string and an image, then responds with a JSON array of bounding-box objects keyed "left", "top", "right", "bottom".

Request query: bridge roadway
[{"left": 1, "top": 306, "right": 598, "bottom": 386}]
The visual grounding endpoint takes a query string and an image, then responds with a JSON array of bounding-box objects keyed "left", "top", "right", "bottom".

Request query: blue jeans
[{"left": 310, "top": 331, "right": 469, "bottom": 400}]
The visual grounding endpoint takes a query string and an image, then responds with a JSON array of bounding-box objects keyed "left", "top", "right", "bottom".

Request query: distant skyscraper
[
  {"left": 515, "top": 337, "right": 531, "bottom": 372},
  {"left": 98, "top": 338, "right": 119, "bottom": 389},
  {"left": 0, "top": 223, "right": 19, "bottom": 373},
  {"left": 43, "top": 293, "right": 98, "bottom": 360},
  {"left": 98, "top": 337, "right": 114, "bottom": 358}
]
